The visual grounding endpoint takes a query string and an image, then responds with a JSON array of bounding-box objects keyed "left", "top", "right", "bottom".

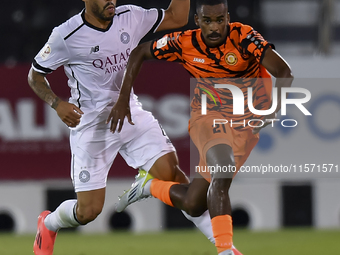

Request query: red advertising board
[{"left": 0, "top": 61, "right": 191, "bottom": 180}]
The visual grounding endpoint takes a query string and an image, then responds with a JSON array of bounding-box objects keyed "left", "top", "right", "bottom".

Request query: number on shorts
[{"left": 213, "top": 124, "right": 227, "bottom": 134}]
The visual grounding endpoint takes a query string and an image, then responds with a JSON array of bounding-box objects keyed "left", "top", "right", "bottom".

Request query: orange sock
[
  {"left": 150, "top": 179, "right": 179, "bottom": 207},
  {"left": 211, "top": 214, "right": 233, "bottom": 253}
]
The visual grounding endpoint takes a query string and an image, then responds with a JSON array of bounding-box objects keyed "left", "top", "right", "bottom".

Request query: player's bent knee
[
  {"left": 173, "top": 167, "right": 190, "bottom": 184},
  {"left": 182, "top": 198, "right": 207, "bottom": 217},
  {"left": 150, "top": 152, "right": 189, "bottom": 183},
  {"left": 77, "top": 206, "right": 103, "bottom": 224},
  {"left": 209, "top": 176, "right": 232, "bottom": 194}
]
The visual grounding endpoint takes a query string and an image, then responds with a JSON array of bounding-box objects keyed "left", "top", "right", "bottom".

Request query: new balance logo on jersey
[
  {"left": 90, "top": 46, "right": 100, "bottom": 54},
  {"left": 193, "top": 57, "right": 205, "bottom": 63}
]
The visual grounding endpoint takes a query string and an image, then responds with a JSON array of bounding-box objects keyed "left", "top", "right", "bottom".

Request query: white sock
[
  {"left": 182, "top": 210, "right": 215, "bottom": 244},
  {"left": 44, "top": 199, "right": 80, "bottom": 232},
  {"left": 218, "top": 249, "right": 233, "bottom": 255},
  {"left": 143, "top": 179, "right": 152, "bottom": 196}
]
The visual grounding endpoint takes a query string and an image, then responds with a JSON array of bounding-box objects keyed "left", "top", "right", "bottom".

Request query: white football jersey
[{"left": 32, "top": 5, "right": 164, "bottom": 129}]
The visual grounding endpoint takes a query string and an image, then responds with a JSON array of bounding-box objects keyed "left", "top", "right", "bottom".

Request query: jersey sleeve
[
  {"left": 150, "top": 31, "right": 183, "bottom": 62},
  {"left": 129, "top": 5, "right": 164, "bottom": 41},
  {"left": 32, "top": 28, "right": 70, "bottom": 74},
  {"left": 239, "top": 25, "right": 274, "bottom": 63}
]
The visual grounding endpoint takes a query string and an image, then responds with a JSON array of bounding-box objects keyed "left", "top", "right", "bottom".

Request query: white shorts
[{"left": 70, "top": 101, "right": 175, "bottom": 192}]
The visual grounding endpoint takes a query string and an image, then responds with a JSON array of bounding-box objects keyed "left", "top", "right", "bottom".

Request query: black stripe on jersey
[
  {"left": 153, "top": 38, "right": 182, "bottom": 61},
  {"left": 169, "top": 37, "right": 182, "bottom": 54},
  {"left": 254, "top": 92, "right": 268, "bottom": 105},
  {"left": 150, "top": 40, "right": 179, "bottom": 61},
  {"left": 33, "top": 59, "right": 53, "bottom": 74},
  {"left": 64, "top": 23, "right": 85, "bottom": 40},
  {"left": 191, "top": 31, "right": 206, "bottom": 56},
  {"left": 245, "top": 63, "right": 259, "bottom": 77},
  {"left": 69, "top": 65, "right": 81, "bottom": 108},
  {"left": 205, "top": 48, "right": 220, "bottom": 65},
  {"left": 194, "top": 65, "right": 215, "bottom": 74},
  {"left": 116, "top": 9, "right": 130, "bottom": 16},
  {"left": 230, "top": 25, "right": 242, "bottom": 36},
  {"left": 150, "top": 9, "right": 164, "bottom": 33},
  {"left": 213, "top": 61, "right": 241, "bottom": 75},
  {"left": 217, "top": 47, "right": 225, "bottom": 60},
  {"left": 235, "top": 61, "right": 258, "bottom": 78}
]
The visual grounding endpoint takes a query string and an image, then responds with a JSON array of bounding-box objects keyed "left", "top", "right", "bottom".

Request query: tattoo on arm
[
  {"left": 28, "top": 69, "right": 60, "bottom": 109},
  {"left": 51, "top": 97, "right": 61, "bottom": 109}
]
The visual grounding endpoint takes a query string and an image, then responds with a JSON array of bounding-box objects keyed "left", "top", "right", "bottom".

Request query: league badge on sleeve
[
  {"left": 40, "top": 44, "right": 51, "bottom": 60},
  {"left": 156, "top": 36, "right": 168, "bottom": 49}
]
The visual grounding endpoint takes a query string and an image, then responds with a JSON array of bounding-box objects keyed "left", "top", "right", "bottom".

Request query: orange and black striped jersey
[{"left": 151, "top": 22, "right": 274, "bottom": 129}]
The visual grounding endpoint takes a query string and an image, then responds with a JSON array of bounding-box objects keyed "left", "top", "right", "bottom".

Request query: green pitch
[{"left": 1, "top": 228, "right": 340, "bottom": 255}]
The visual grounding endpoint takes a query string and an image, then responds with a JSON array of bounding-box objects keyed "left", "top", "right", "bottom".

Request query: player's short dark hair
[{"left": 196, "top": 0, "right": 228, "bottom": 13}]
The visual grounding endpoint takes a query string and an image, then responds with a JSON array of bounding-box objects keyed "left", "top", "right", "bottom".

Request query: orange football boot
[
  {"left": 232, "top": 245, "right": 243, "bottom": 255},
  {"left": 33, "top": 211, "right": 57, "bottom": 255}
]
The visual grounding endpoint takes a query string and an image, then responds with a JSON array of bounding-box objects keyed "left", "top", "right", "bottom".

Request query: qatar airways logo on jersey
[
  {"left": 201, "top": 84, "right": 312, "bottom": 129},
  {"left": 92, "top": 48, "right": 130, "bottom": 74}
]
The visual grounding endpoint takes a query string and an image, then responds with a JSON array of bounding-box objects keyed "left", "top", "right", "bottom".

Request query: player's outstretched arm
[
  {"left": 253, "top": 48, "right": 294, "bottom": 134},
  {"left": 28, "top": 68, "right": 83, "bottom": 127},
  {"left": 156, "top": 0, "right": 190, "bottom": 32},
  {"left": 262, "top": 48, "right": 294, "bottom": 113},
  {"left": 262, "top": 48, "right": 293, "bottom": 80},
  {"left": 107, "top": 41, "right": 154, "bottom": 133}
]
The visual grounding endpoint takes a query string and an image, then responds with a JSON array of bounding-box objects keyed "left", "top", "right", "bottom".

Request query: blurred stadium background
[{"left": 1, "top": 0, "right": 340, "bottom": 254}]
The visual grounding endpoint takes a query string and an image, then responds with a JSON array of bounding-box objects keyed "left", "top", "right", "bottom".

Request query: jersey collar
[{"left": 81, "top": 9, "right": 114, "bottom": 32}]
